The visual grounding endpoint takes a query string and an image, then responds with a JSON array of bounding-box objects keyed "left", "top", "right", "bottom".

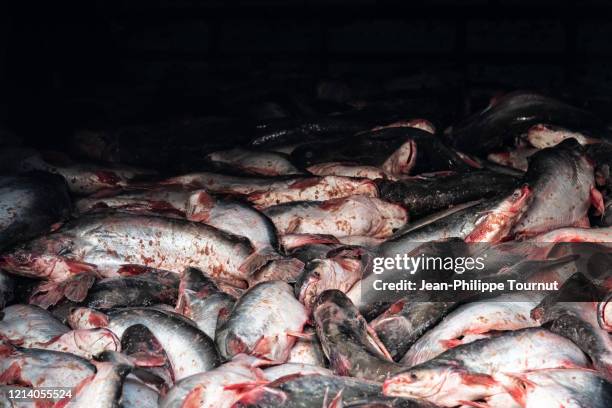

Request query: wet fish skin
[
  {"left": 286, "top": 327, "right": 327, "bottom": 367},
  {"left": 0, "top": 172, "right": 72, "bottom": 251},
  {"left": 1, "top": 213, "right": 257, "bottom": 287},
  {"left": 313, "top": 290, "right": 403, "bottom": 382},
  {"left": 58, "top": 361, "right": 131, "bottom": 408},
  {"left": 526, "top": 123, "right": 601, "bottom": 149},
  {"left": 105, "top": 307, "right": 221, "bottom": 380},
  {"left": 512, "top": 139, "right": 596, "bottom": 237},
  {"left": 376, "top": 170, "right": 518, "bottom": 219},
  {"left": 120, "top": 378, "right": 160, "bottom": 408},
  {"left": 247, "top": 175, "right": 379, "bottom": 209},
  {"left": 0, "top": 304, "right": 70, "bottom": 346},
  {"left": 383, "top": 328, "right": 589, "bottom": 407},
  {"left": 159, "top": 354, "right": 269, "bottom": 408},
  {"left": 401, "top": 293, "right": 542, "bottom": 366},
  {"left": 487, "top": 146, "right": 537, "bottom": 171},
  {"left": 502, "top": 368, "right": 612, "bottom": 408},
  {"left": 264, "top": 195, "right": 407, "bottom": 238},
  {"left": 307, "top": 162, "right": 397, "bottom": 180},
  {"left": 0, "top": 344, "right": 96, "bottom": 390},
  {"left": 179, "top": 291, "right": 235, "bottom": 340},
  {"left": 371, "top": 300, "right": 457, "bottom": 362},
  {"left": 233, "top": 373, "right": 384, "bottom": 408},
  {"left": 216, "top": 280, "right": 308, "bottom": 361}
]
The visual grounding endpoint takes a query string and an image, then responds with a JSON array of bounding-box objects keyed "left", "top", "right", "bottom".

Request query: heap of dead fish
[{"left": 0, "top": 90, "right": 611, "bottom": 407}]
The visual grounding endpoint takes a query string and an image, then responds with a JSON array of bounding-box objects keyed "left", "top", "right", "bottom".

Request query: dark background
[{"left": 2, "top": 1, "right": 612, "bottom": 146}]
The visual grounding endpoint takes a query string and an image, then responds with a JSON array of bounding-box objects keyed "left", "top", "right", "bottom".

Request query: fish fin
[
  {"left": 117, "top": 264, "right": 156, "bottom": 276},
  {"left": 590, "top": 186, "right": 605, "bottom": 216},
  {"left": 365, "top": 322, "right": 394, "bottom": 361},
  {"left": 286, "top": 331, "right": 313, "bottom": 340},
  {"left": 460, "top": 372, "right": 498, "bottom": 387},
  {"left": 29, "top": 272, "right": 96, "bottom": 308},
  {"left": 186, "top": 190, "right": 215, "bottom": 222},
  {"left": 325, "top": 389, "right": 343, "bottom": 408},
  {"left": 335, "top": 257, "right": 362, "bottom": 274},
  {"left": 239, "top": 248, "right": 284, "bottom": 276},
  {"left": 235, "top": 387, "right": 286, "bottom": 406},
  {"left": 319, "top": 197, "right": 346, "bottom": 211},
  {"left": 180, "top": 385, "right": 204, "bottom": 408},
  {"left": 251, "top": 336, "right": 272, "bottom": 357},
  {"left": 0, "top": 362, "right": 27, "bottom": 385},
  {"left": 440, "top": 338, "right": 464, "bottom": 349},
  {"left": 223, "top": 380, "right": 269, "bottom": 392}
]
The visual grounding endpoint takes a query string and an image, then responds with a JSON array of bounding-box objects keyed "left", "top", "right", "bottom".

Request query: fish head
[
  {"left": 0, "top": 251, "right": 94, "bottom": 281},
  {"left": 383, "top": 363, "right": 497, "bottom": 406},
  {"left": 72, "top": 328, "right": 121, "bottom": 356},
  {"left": 296, "top": 259, "right": 326, "bottom": 312},
  {"left": 506, "top": 184, "right": 533, "bottom": 214}
]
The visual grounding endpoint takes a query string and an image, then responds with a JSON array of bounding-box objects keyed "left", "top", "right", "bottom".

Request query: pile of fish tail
[{"left": 0, "top": 90, "right": 611, "bottom": 407}]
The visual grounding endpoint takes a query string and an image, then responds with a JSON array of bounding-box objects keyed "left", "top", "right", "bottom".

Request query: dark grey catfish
[
  {"left": 313, "top": 290, "right": 402, "bottom": 382},
  {"left": 449, "top": 91, "right": 603, "bottom": 155},
  {"left": 0, "top": 172, "right": 71, "bottom": 251},
  {"left": 376, "top": 170, "right": 517, "bottom": 219}
]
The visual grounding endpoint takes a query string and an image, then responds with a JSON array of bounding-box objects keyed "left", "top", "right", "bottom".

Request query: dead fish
[
  {"left": 371, "top": 300, "right": 457, "bottom": 362},
  {"left": 513, "top": 139, "right": 601, "bottom": 237},
  {"left": 526, "top": 123, "right": 603, "bottom": 149},
  {"left": 56, "top": 361, "right": 131, "bottom": 408},
  {"left": 313, "top": 290, "right": 402, "bottom": 382},
  {"left": 502, "top": 368, "right": 612, "bottom": 408},
  {"left": 159, "top": 354, "right": 270, "bottom": 408},
  {"left": 247, "top": 176, "right": 379, "bottom": 209},
  {"left": 206, "top": 148, "right": 301, "bottom": 176},
  {"left": 528, "top": 226, "right": 612, "bottom": 243},
  {"left": 0, "top": 213, "right": 257, "bottom": 288},
  {"left": 264, "top": 195, "right": 407, "bottom": 238},
  {"left": 401, "top": 293, "right": 542, "bottom": 366},
  {"left": 0, "top": 148, "right": 156, "bottom": 195},
  {"left": 487, "top": 147, "right": 537, "bottom": 171},
  {"left": 449, "top": 91, "right": 603, "bottom": 155},
  {"left": 291, "top": 127, "right": 471, "bottom": 176},
  {"left": 216, "top": 281, "right": 308, "bottom": 361},
  {"left": 0, "top": 304, "right": 69, "bottom": 346},
  {"left": 307, "top": 162, "right": 397, "bottom": 180},
  {"left": 586, "top": 142, "right": 612, "bottom": 189},
  {"left": 0, "top": 172, "right": 72, "bottom": 251},
  {"left": 376, "top": 170, "right": 518, "bottom": 219},
  {"left": 233, "top": 373, "right": 420, "bottom": 408},
  {"left": 383, "top": 328, "right": 589, "bottom": 407},
  {"left": 0, "top": 342, "right": 95, "bottom": 390},
  {"left": 295, "top": 252, "right": 365, "bottom": 313},
  {"left": 248, "top": 257, "right": 305, "bottom": 286},
  {"left": 337, "top": 236, "right": 385, "bottom": 248},
  {"left": 102, "top": 307, "right": 220, "bottom": 380},
  {"left": 531, "top": 273, "right": 612, "bottom": 381},
  {"left": 75, "top": 186, "right": 192, "bottom": 217}
]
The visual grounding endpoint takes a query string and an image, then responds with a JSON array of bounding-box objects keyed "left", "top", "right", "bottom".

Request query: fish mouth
[
  {"left": 383, "top": 368, "right": 450, "bottom": 399},
  {"left": 508, "top": 185, "right": 533, "bottom": 213}
]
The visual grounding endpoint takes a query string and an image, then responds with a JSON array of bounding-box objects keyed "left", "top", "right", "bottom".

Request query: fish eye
[{"left": 410, "top": 373, "right": 418, "bottom": 381}]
